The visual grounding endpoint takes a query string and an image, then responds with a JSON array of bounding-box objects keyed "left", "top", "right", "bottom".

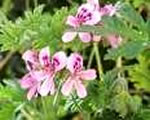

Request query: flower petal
[
  {"left": 100, "top": 4, "right": 116, "bottom": 17},
  {"left": 87, "top": 0, "right": 99, "bottom": 9},
  {"left": 93, "top": 35, "right": 101, "bottom": 42},
  {"left": 62, "top": 32, "right": 77, "bottom": 43},
  {"left": 61, "top": 77, "right": 74, "bottom": 96},
  {"left": 39, "top": 76, "right": 55, "bottom": 96},
  {"left": 52, "top": 51, "right": 67, "bottom": 72},
  {"left": 77, "top": 3, "right": 100, "bottom": 25},
  {"left": 50, "top": 81, "right": 55, "bottom": 95},
  {"left": 107, "top": 35, "right": 122, "bottom": 48},
  {"left": 67, "top": 53, "right": 83, "bottom": 73},
  {"left": 79, "top": 69, "right": 97, "bottom": 80},
  {"left": 77, "top": 3, "right": 95, "bottom": 14},
  {"left": 31, "top": 70, "right": 47, "bottom": 82},
  {"left": 27, "top": 85, "right": 37, "bottom": 100},
  {"left": 75, "top": 80, "right": 87, "bottom": 98},
  {"left": 22, "top": 50, "right": 38, "bottom": 71},
  {"left": 79, "top": 32, "right": 92, "bottom": 43},
  {"left": 20, "top": 73, "right": 36, "bottom": 89},
  {"left": 39, "top": 47, "right": 51, "bottom": 67},
  {"left": 87, "top": 0, "right": 99, "bottom": 5},
  {"left": 66, "top": 16, "right": 79, "bottom": 27},
  {"left": 84, "top": 10, "right": 101, "bottom": 25}
]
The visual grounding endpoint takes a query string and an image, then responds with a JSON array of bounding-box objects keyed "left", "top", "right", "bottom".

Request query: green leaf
[
  {"left": 64, "top": 94, "right": 83, "bottom": 112},
  {"left": 110, "top": 92, "right": 141, "bottom": 118},
  {"left": 82, "top": 69, "right": 119, "bottom": 112},
  {"left": 0, "top": 83, "right": 24, "bottom": 102},
  {"left": 111, "top": 77, "right": 128, "bottom": 94},
  {"left": 134, "top": 109, "right": 150, "bottom": 120},
  {"left": 119, "top": 3, "right": 145, "bottom": 28},
  {"left": 0, "top": 81, "right": 24, "bottom": 120},
  {"left": 72, "top": 16, "right": 146, "bottom": 41},
  {"left": 132, "top": 0, "right": 145, "bottom": 8},
  {"left": 146, "top": 20, "right": 150, "bottom": 38},
  {"left": 0, "top": 103, "right": 16, "bottom": 120},
  {"left": 110, "top": 91, "right": 130, "bottom": 117},
  {"left": 105, "top": 40, "right": 150, "bottom": 60},
  {"left": 129, "top": 95, "right": 142, "bottom": 113},
  {"left": 129, "top": 54, "right": 150, "bottom": 92},
  {"left": 0, "top": 5, "right": 75, "bottom": 52}
]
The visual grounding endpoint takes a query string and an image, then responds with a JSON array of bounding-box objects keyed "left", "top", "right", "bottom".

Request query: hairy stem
[
  {"left": 87, "top": 47, "right": 95, "bottom": 69},
  {"left": 0, "top": 51, "right": 14, "bottom": 71},
  {"left": 93, "top": 43, "right": 103, "bottom": 80},
  {"left": 26, "top": 0, "right": 30, "bottom": 10},
  {"left": 34, "top": 0, "right": 38, "bottom": 8},
  {"left": 53, "top": 81, "right": 62, "bottom": 107},
  {"left": 53, "top": 73, "right": 69, "bottom": 107},
  {"left": 21, "top": 109, "right": 33, "bottom": 120},
  {"left": 116, "top": 57, "right": 122, "bottom": 77}
]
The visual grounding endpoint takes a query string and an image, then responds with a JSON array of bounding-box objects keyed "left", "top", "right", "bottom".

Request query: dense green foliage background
[{"left": 0, "top": 0, "right": 150, "bottom": 120}]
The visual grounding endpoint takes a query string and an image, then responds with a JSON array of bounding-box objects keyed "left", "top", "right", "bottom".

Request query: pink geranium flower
[
  {"left": 20, "top": 73, "right": 41, "bottom": 100},
  {"left": 99, "top": 4, "right": 122, "bottom": 47},
  {"left": 61, "top": 53, "right": 96, "bottom": 98},
  {"left": 100, "top": 4, "right": 117, "bottom": 17},
  {"left": 20, "top": 47, "right": 67, "bottom": 100},
  {"left": 62, "top": 0, "right": 101, "bottom": 43},
  {"left": 107, "top": 34, "right": 122, "bottom": 48}
]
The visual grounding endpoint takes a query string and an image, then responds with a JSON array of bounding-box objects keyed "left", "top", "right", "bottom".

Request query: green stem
[
  {"left": 41, "top": 97, "right": 48, "bottom": 119},
  {"left": 1, "top": 0, "right": 12, "bottom": 14},
  {"left": 34, "top": 0, "right": 38, "bottom": 8},
  {"left": 93, "top": 43, "right": 103, "bottom": 80},
  {"left": 53, "top": 73, "right": 69, "bottom": 107},
  {"left": 26, "top": 0, "right": 30, "bottom": 10},
  {"left": 53, "top": 81, "right": 62, "bottom": 107},
  {"left": 87, "top": 47, "right": 95, "bottom": 69},
  {"left": 116, "top": 57, "right": 122, "bottom": 77},
  {"left": 21, "top": 109, "right": 33, "bottom": 120},
  {"left": 116, "top": 57, "right": 122, "bottom": 68}
]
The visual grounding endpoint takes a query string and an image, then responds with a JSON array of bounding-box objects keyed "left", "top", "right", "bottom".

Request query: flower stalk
[
  {"left": 52, "top": 80, "right": 62, "bottom": 107},
  {"left": 87, "top": 47, "right": 95, "bottom": 69},
  {"left": 116, "top": 56, "right": 122, "bottom": 77},
  {"left": 93, "top": 42, "right": 103, "bottom": 80}
]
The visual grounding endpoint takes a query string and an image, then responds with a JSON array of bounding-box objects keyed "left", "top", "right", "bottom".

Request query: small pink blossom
[
  {"left": 20, "top": 47, "right": 67, "bottom": 100},
  {"left": 92, "top": 35, "right": 102, "bottom": 42},
  {"left": 100, "top": 4, "right": 117, "bottom": 17},
  {"left": 62, "top": 0, "right": 101, "bottom": 43},
  {"left": 61, "top": 53, "right": 96, "bottom": 98},
  {"left": 107, "top": 35, "right": 122, "bottom": 48},
  {"left": 20, "top": 73, "right": 41, "bottom": 100},
  {"left": 100, "top": 2, "right": 121, "bottom": 17}
]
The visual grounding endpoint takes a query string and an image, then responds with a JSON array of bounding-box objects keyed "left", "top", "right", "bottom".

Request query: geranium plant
[{"left": 0, "top": 0, "right": 150, "bottom": 120}]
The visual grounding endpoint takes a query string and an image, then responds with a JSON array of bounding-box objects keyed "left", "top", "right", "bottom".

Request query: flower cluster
[
  {"left": 20, "top": 47, "right": 96, "bottom": 100},
  {"left": 20, "top": 0, "right": 122, "bottom": 101},
  {"left": 62, "top": 0, "right": 122, "bottom": 48},
  {"left": 62, "top": 0, "right": 101, "bottom": 43}
]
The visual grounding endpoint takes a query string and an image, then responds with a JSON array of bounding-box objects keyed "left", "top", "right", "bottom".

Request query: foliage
[
  {"left": 129, "top": 52, "right": 150, "bottom": 92},
  {"left": 0, "top": 5, "right": 76, "bottom": 53},
  {"left": 0, "top": 0, "right": 150, "bottom": 120},
  {"left": 105, "top": 40, "right": 150, "bottom": 60},
  {"left": 76, "top": 3, "right": 150, "bottom": 60},
  {"left": 0, "top": 80, "right": 24, "bottom": 120},
  {"left": 128, "top": 0, "right": 150, "bottom": 8}
]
